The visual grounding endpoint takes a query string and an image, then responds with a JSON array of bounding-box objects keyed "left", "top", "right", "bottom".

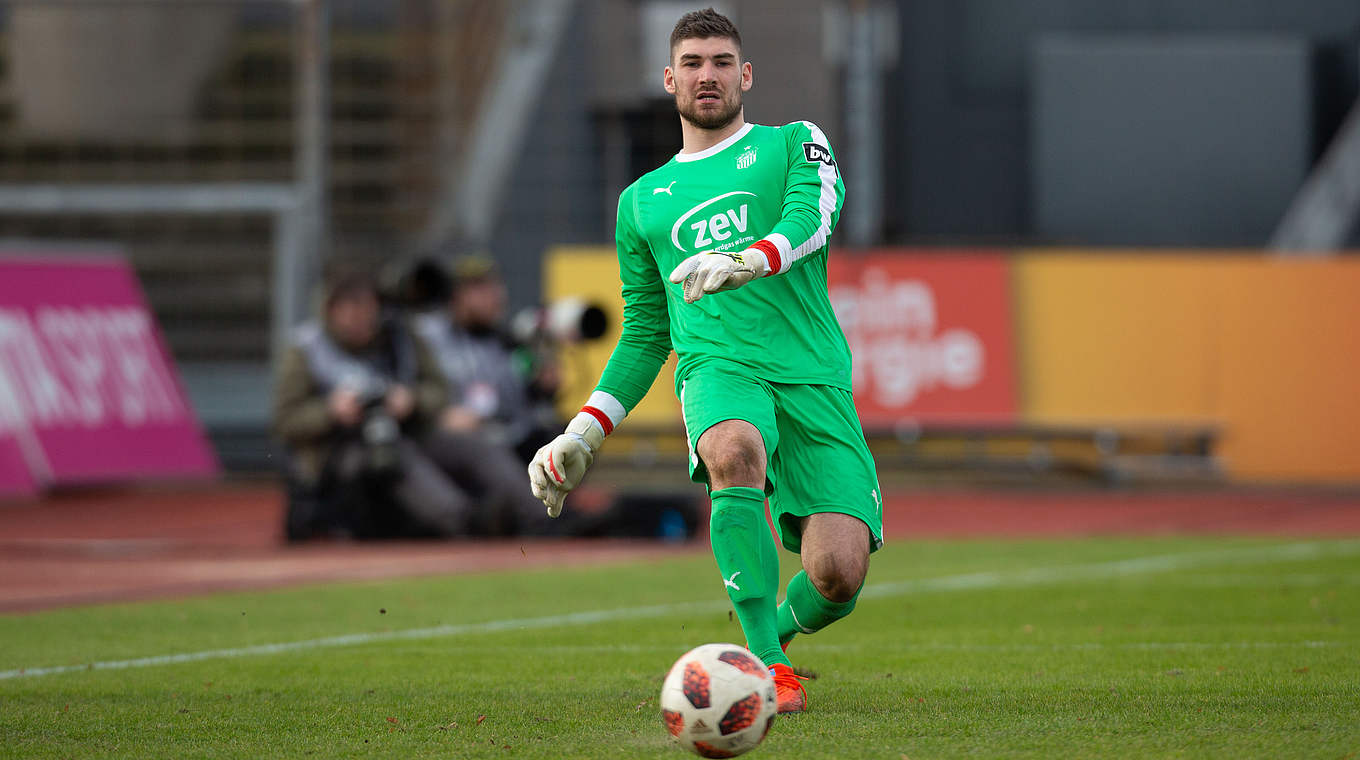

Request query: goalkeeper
[{"left": 528, "top": 8, "right": 882, "bottom": 715}]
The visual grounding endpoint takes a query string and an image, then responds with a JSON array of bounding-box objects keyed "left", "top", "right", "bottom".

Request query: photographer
[
  {"left": 412, "top": 254, "right": 563, "bottom": 463},
  {"left": 410, "top": 254, "right": 564, "bottom": 535},
  {"left": 273, "top": 267, "right": 470, "bottom": 540}
]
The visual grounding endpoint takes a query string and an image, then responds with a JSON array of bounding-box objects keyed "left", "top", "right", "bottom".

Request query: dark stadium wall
[
  {"left": 891, "top": 0, "right": 1360, "bottom": 246},
  {"left": 1031, "top": 36, "right": 1311, "bottom": 246},
  {"left": 486, "top": 6, "right": 603, "bottom": 313}
]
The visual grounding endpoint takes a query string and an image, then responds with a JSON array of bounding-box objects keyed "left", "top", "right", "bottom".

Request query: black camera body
[{"left": 345, "top": 375, "right": 402, "bottom": 480}]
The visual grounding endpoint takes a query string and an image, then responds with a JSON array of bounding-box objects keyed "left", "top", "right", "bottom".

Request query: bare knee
[
  {"left": 698, "top": 422, "right": 766, "bottom": 489},
  {"left": 800, "top": 513, "right": 871, "bottom": 602},
  {"left": 703, "top": 440, "right": 764, "bottom": 487},
  {"left": 806, "top": 554, "right": 867, "bottom": 603}
]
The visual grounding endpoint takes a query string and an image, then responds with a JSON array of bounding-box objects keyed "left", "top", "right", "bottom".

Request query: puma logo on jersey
[
  {"left": 654, "top": 181, "right": 677, "bottom": 195},
  {"left": 670, "top": 191, "right": 757, "bottom": 250},
  {"left": 723, "top": 571, "right": 742, "bottom": 591}
]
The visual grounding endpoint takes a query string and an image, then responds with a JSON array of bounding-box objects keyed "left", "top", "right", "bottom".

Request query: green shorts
[{"left": 679, "top": 360, "right": 884, "bottom": 555}]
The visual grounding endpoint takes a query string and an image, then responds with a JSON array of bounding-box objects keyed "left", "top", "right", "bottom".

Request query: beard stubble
[{"left": 677, "top": 91, "right": 742, "bottom": 131}]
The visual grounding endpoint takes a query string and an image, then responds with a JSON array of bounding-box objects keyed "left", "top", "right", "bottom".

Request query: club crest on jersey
[
  {"left": 735, "top": 146, "right": 757, "bottom": 170},
  {"left": 802, "top": 142, "right": 835, "bottom": 166}
]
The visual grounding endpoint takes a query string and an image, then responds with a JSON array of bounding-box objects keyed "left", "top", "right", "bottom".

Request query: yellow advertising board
[
  {"left": 541, "top": 246, "right": 681, "bottom": 429},
  {"left": 1016, "top": 252, "right": 1360, "bottom": 481}
]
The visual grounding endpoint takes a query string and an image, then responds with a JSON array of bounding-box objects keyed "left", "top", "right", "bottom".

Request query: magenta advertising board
[
  {"left": 0, "top": 433, "right": 37, "bottom": 497},
  {"left": 0, "top": 252, "right": 218, "bottom": 492}
]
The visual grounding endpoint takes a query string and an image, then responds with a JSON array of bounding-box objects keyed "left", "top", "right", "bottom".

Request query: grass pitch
[{"left": 1, "top": 537, "right": 1357, "bottom": 759}]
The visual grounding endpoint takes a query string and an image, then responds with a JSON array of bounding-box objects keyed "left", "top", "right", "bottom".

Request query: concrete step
[{"left": 162, "top": 322, "right": 270, "bottom": 362}]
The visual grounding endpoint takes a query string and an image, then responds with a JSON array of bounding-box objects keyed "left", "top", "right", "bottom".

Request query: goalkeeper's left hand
[
  {"left": 668, "top": 248, "right": 770, "bottom": 304},
  {"left": 527, "top": 413, "right": 604, "bottom": 517}
]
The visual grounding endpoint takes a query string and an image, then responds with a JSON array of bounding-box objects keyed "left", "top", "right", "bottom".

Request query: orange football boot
[{"left": 768, "top": 663, "right": 808, "bottom": 714}]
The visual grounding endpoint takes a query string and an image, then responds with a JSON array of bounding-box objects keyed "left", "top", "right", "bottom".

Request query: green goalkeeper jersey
[{"left": 588, "top": 120, "right": 849, "bottom": 425}]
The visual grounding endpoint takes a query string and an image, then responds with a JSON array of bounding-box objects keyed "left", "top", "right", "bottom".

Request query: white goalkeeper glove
[
  {"left": 667, "top": 248, "right": 770, "bottom": 304},
  {"left": 527, "top": 413, "right": 605, "bottom": 517}
]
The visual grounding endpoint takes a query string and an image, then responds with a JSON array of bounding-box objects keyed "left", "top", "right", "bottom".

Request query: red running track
[{"left": 1, "top": 483, "right": 1356, "bottom": 613}]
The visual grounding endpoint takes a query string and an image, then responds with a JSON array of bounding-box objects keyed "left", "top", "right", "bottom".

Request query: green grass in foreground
[{"left": 1, "top": 537, "right": 1358, "bottom": 759}]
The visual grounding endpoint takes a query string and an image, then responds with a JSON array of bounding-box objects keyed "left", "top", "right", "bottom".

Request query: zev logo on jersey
[
  {"left": 802, "top": 142, "right": 835, "bottom": 166},
  {"left": 671, "top": 191, "right": 757, "bottom": 251}
]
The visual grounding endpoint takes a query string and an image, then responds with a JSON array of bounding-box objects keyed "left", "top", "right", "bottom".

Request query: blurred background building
[{"left": 0, "top": 0, "right": 1357, "bottom": 486}]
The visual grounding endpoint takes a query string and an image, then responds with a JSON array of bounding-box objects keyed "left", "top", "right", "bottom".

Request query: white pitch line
[
  {"left": 0, "top": 600, "right": 723, "bottom": 681},
  {"left": 3, "top": 540, "right": 1357, "bottom": 681}
]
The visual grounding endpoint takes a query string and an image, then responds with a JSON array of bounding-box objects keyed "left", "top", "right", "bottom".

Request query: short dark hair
[
  {"left": 669, "top": 8, "right": 742, "bottom": 57},
  {"left": 323, "top": 265, "right": 379, "bottom": 308}
]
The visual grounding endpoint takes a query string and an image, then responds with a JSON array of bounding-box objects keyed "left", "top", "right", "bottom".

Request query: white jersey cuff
[
  {"left": 582, "top": 390, "right": 627, "bottom": 435},
  {"left": 765, "top": 233, "right": 794, "bottom": 274}
]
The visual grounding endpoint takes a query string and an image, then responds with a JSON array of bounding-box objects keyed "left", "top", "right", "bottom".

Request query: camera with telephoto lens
[
  {"left": 509, "top": 298, "right": 608, "bottom": 345},
  {"left": 344, "top": 375, "right": 402, "bottom": 480}
]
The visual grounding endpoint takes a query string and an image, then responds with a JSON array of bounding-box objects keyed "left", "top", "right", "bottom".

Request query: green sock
[
  {"left": 708, "top": 486, "right": 788, "bottom": 668},
  {"left": 777, "top": 570, "right": 861, "bottom": 646}
]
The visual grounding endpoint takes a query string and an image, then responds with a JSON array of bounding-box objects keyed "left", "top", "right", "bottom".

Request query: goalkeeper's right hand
[{"left": 527, "top": 413, "right": 605, "bottom": 517}]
